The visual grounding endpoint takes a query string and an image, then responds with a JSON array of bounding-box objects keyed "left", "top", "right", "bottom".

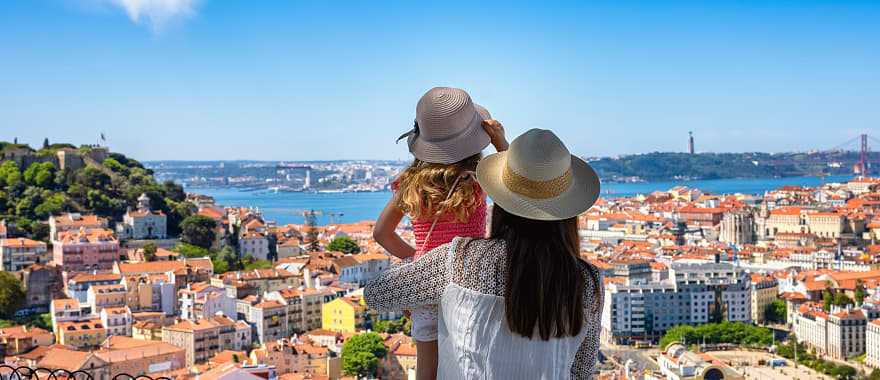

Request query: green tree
[
  {"left": 0, "top": 272, "right": 26, "bottom": 319},
  {"left": 855, "top": 280, "right": 866, "bottom": 305},
  {"left": 341, "top": 332, "right": 388, "bottom": 378},
  {"left": 212, "top": 257, "right": 229, "bottom": 273},
  {"left": 142, "top": 242, "right": 158, "bottom": 262},
  {"left": 180, "top": 215, "right": 217, "bottom": 249},
  {"left": 833, "top": 292, "right": 853, "bottom": 307},
  {"left": 102, "top": 158, "right": 129, "bottom": 175},
  {"left": 373, "top": 317, "right": 408, "bottom": 334},
  {"left": 23, "top": 162, "right": 56, "bottom": 188},
  {"left": 0, "top": 161, "right": 22, "bottom": 188},
  {"left": 306, "top": 210, "right": 320, "bottom": 252},
  {"left": 764, "top": 300, "right": 787, "bottom": 324},
  {"left": 243, "top": 259, "right": 273, "bottom": 271},
  {"left": 34, "top": 193, "right": 66, "bottom": 219},
  {"left": 173, "top": 243, "right": 213, "bottom": 258},
  {"left": 42, "top": 138, "right": 49, "bottom": 149},
  {"left": 659, "top": 321, "right": 772, "bottom": 350},
  {"left": 823, "top": 290, "right": 833, "bottom": 312},
  {"left": 329, "top": 236, "right": 361, "bottom": 254},
  {"left": 870, "top": 368, "right": 880, "bottom": 380},
  {"left": 217, "top": 246, "right": 240, "bottom": 271}
]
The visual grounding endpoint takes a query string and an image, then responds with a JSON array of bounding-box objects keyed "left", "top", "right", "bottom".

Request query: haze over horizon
[{"left": 3, "top": 1, "right": 879, "bottom": 161}]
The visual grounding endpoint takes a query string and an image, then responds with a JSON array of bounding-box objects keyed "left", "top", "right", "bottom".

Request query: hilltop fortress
[{"left": 0, "top": 142, "right": 109, "bottom": 171}]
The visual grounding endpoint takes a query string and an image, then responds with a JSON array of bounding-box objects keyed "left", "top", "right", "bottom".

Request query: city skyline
[{"left": 3, "top": 1, "right": 880, "bottom": 161}]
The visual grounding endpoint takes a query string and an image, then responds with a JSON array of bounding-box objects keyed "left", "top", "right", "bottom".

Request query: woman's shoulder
[
  {"left": 454, "top": 237, "right": 505, "bottom": 254},
  {"left": 575, "top": 258, "right": 602, "bottom": 283}
]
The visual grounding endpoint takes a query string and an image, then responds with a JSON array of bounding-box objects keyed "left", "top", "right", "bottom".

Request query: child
[{"left": 373, "top": 87, "right": 507, "bottom": 380}]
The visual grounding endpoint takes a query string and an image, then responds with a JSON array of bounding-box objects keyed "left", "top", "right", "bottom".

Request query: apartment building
[
  {"left": 18, "top": 264, "right": 63, "bottom": 312},
  {"left": 322, "top": 296, "right": 368, "bottom": 334},
  {"left": 57, "top": 319, "right": 107, "bottom": 349},
  {"left": 87, "top": 283, "right": 127, "bottom": 313},
  {"left": 240, "top": 299, "right": 289, "bottom": 343},
  {"left": 94, "top": 336, "right": 186, "bottom": 376},
  {"left": 828, "top": 308, "right": 869, "bottom": 360},
  {"left": 99, "top": 306, "right": 132, "bottom": 337},
  {"left": 179, "top": 282, "right": 236, "bottom": 320},
  {"left": 867, "top": 319, "right": 880, "bottom": 369},
  {"left": 750, "top": 273, "right": 778, "bottom": 324},
  {"left": 0, "top": 238, "right": 48, "bottom": 271},
  {"left": 161, "top": 314, "right": 252, "bottom": 366},
  {"left": 49, "top": 213, "right": 108, "bottom": 241},
  {"left": 794, "top": 303, "right": 879, "bottom": 360},
  {"left": 66, "top": 272, "right": 123, "bottom": 303},
  {"left": 53, "top": 227, "right": 120, "bottom": 272},
  {"left": 249, "top": 338, "right": 337, "bottom": 376},
  {"left": 601, "top": 262, "right": 751, "bottom": 344},
  {"left": 0, "top": 326, "right": 54, "bottom": 355},
  {"left": 122, "top": 274, "right": 176, "bottom": 315}
]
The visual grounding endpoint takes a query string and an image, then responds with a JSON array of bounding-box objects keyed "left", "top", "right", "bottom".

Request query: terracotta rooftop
[{"left": 0, "top": 238, "right": 46, "bottom": 248}]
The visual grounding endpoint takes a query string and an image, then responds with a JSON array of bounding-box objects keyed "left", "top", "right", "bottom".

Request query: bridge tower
[{"left": 855, "top": 133, "right": 869, "bottom": 175}]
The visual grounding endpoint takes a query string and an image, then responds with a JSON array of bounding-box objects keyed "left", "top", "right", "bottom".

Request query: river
[{"left": 193, "top": 175, "right": 854, "bottom": 225}]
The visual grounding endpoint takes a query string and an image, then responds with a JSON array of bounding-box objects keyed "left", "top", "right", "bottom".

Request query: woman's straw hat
[
  {"left": 476, "top": 129, "right": 600, "bottom": 220},
  {"left": 398, "top": 87, "right": 491, "bottom": 164}
]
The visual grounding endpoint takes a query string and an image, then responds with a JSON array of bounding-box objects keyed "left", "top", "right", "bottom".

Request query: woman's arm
[
  {"left": 364, "top": 242, "right": 453, "bottom": 312},
  {"left": 571, "top": 265, "right": 605, "bottom": 379},
  {"left": 373, "top": 198, "right": 416, "bottom": 260}
]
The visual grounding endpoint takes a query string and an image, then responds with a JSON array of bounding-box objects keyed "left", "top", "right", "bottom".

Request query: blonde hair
[{"left": 395, "top": 154, "right": 481, "bottom": 222}]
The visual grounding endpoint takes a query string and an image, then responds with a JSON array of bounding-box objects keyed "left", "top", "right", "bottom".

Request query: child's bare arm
[
  {"left": 482, "top": 119, "right": 509, "bottom": 152},
  {"left": 373, "top": 198, "right": 416, "bottom": 259}
]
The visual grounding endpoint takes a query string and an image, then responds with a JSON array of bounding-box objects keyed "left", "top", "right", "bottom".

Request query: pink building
[{"left": 53, "top": 227, "right": 120, "bottom": 272}]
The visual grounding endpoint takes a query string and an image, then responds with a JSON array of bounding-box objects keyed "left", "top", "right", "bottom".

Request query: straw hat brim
[
  {"left": 476, "top": 151, "right": 601, "bottom": 221},
  {"left": 408, "top": 104, "right": 491, "bottom": 164}
]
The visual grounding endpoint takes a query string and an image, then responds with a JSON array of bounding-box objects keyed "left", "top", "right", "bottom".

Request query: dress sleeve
[
  {"left": 363, "top": 241, "right": 452, "bottom": 312},
  {"left": 571, "top": 265, "right": 605, "bottom": 379}
]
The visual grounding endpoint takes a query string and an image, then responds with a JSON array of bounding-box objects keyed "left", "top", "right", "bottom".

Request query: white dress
[{"left": 364, "top": 237, "right": 603, "bottom": 379}]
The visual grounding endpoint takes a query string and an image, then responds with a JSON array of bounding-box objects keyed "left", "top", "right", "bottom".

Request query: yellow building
[
  {"left": 750, "top": 274, "right": 779, "bottom": 324},
  {"left": 322, "top": 296, "right": 367, "bottom": 334},
  {"left": 57, "top": 319, "right": 107, "bottom": 349}
]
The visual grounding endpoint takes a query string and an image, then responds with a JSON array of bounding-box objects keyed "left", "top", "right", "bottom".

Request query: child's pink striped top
[{"left": 392, "top": 179, "right": 487, "bottom": 259}]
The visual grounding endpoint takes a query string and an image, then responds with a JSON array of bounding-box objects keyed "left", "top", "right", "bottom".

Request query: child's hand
[{"left": 482, "top": 119, "right": 509, "bottom": 152}]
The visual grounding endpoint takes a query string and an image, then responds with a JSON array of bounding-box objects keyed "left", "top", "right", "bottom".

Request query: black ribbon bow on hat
[{"left": 396, "top": 120, "right": 419, "bottom": 144}]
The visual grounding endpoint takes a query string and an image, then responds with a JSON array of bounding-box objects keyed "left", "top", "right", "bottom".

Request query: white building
[
  {"left": 178, "top": 283, "right": 236, "bottom": 321},
  {"left": 601, "top": 262, "right": 752, "bottom": 344},
  {"left": 239, "top": 232, "right": 270, "bottom": 260},
  {"left": 117, "top": 193, "right": 167, "bottom": 240},
  {"left": 867, "top": 319, "right": 880, "bottom": 369},
  {"left": 657, "top": 344, "right": 743, "bottom": 380},
  {"left": 794, "top": 303, "right": 879, "bottom": 360},
  {"left": 99, "top": 306, "right": 132, "bottom": 337}
]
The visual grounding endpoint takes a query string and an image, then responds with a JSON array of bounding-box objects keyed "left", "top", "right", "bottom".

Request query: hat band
[{"left": 502, "top": 165, "right": 572, "bottom": 199}]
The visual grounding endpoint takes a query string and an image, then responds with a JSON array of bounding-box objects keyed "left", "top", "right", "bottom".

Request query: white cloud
[{"left": 98, "top": 0, "right": 202, "bottom": 32}]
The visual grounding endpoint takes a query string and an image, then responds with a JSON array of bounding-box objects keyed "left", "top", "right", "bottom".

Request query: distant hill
[
  {"left": 587, "top": 151, "right": 875, "bottom": 182},
  {"left": 0, "top": 141, "right": 192, "bottom": 240}
]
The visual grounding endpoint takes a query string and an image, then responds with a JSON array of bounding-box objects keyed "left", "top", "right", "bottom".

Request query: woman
[{"left": 365, "top": 128, "right": 604, "bottom": 379}]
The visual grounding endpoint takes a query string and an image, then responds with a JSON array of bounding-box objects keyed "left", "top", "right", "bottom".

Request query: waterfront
[{"left": 195, "top": 175, "right": 854, "bottom": 225}]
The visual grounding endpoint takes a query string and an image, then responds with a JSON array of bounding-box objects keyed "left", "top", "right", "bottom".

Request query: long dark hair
[{"left": 491, "top": 205, "right": 597, "bottom": 340}]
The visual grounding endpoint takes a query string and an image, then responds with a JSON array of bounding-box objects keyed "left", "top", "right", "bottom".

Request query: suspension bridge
[{"left": 825, "top": 133, "right": 880, "bottom": 175}]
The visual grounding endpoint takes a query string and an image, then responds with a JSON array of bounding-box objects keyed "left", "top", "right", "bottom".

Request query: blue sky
[{"left": 2, "top": 1, "right": 879, "bottom": 161}]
